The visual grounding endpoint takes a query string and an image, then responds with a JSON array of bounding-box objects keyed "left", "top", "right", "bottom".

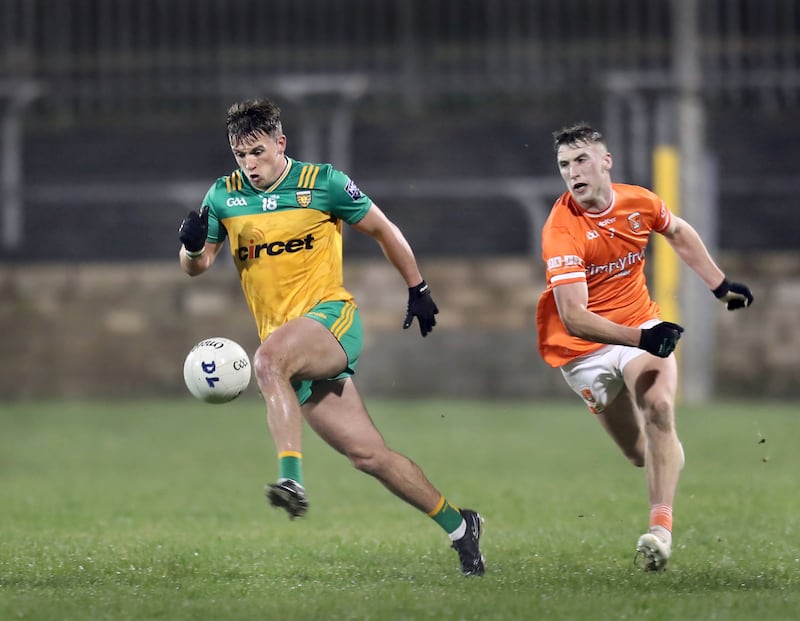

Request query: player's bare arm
[
  {"left": 352, "top": 203, "right": 424, "bottom": 287},
  {"left": 352, "top": 202, "right": 438, "bottom": 336},
  {"left": 660, "top": 215, "right": 726, "bottom": 289},
  {"left": 661, "top": 215, "right": 754, "bottom": 310},
  {"left": 552, "top": 281, "right": 641, "bottom": 347},
  {"left": 180, "top": 240, "right": 223, "bottom": 276}
]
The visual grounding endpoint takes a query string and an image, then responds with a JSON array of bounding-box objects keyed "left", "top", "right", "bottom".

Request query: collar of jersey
[
  {"left": 583, "top": 189, "right": 616, "bottom": 218},
  {"left": 240, "top": 157, "right": 294, "bottom": 194}
]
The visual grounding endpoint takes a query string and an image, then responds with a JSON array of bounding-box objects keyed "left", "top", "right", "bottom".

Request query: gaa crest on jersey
[
  {"left": 627, "top": 212, "right": 642, "bottom": 232},
  {"left": 344, "top": 179, "right": 363, "bottom": 201},
  {"left": 296, "top": 190, "right": 312, "bottom": 207}
]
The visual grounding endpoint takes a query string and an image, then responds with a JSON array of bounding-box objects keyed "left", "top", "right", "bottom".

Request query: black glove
[
  {"left": 179, "top": 206, "right": 209, "bottom": 253},
  {"left": 712, "top": 278, "right": 753, "bottom": 311},
  {"left": 402, "top": 280, "right": 439, "bottom": 337},
  {"left": 639, "top": 321, "right": 684, "bottom": 358}
]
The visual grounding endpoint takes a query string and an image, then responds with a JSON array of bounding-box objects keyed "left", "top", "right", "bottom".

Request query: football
[{"left": 183, "top": 337, "right": 252, "bottom": 404}]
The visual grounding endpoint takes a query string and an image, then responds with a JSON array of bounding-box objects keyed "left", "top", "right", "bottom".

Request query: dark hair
[
  {"left": 226, "top": 98, "right": 283, "bottom": 145},
  {"left": 552, "top": 123, "right": 605, "bottom": 152}
]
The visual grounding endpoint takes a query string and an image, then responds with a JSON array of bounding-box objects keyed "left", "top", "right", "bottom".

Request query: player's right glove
[
  {"left": 402, "top": 280, "right": 439, "bottom": 337},
  {"left": 712, "top": 278, "right": 753, "bottom": 310},
  {"left": 179, "top": 206, "right": 209, "bottom": 253},
  {"left": 639, "top": 321, "right": 684, "bottom": 358}
]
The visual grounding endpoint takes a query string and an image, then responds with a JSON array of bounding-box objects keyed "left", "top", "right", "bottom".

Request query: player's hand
[
  {"left": 712, "top": 278, "right": 753, "bottom": 310},
  {"left": 402, "top": 280, "right": 439, "bottom": 337},
  {"left": 639, "top": 321, "right": 684, "bottom": 358},
  {"left": 179, "top": 206, "right": 209, "bottom": 253}
]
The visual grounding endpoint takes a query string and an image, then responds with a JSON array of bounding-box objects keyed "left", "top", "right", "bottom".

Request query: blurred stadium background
[{"left": 1, "top": 0, "right": 798, "bottom": 401}]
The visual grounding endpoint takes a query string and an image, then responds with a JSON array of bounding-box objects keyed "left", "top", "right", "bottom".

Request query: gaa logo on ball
[{"left": 183, "top": 337, "right": 252, "bottom": 404}]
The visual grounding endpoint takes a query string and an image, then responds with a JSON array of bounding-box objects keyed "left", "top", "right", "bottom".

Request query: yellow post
[{"left": 652, "top": 145, "right": 680, "bottom": 324}]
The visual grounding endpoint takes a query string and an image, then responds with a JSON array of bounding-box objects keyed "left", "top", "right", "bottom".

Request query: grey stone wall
[{"left": 0, "top": 254, "right": 794, "bottom": 400}]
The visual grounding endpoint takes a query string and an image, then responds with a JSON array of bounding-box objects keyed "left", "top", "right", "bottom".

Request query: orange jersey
[{"left": 536, "top": 183, "right": 672, "bottom": 367}]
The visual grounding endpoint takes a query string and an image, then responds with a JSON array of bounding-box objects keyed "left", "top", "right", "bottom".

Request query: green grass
[{"left": 1, "top": 398, "right": 798, "bottom": 620}]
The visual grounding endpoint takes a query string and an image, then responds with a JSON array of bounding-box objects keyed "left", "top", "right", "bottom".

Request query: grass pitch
[{"left": 1, "top": 398, "right": 798, "bottom": 620}]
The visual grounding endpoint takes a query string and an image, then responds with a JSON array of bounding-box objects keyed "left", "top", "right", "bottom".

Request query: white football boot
[{"left": 635, "top": 532, "right": 672, "bottom": 571}]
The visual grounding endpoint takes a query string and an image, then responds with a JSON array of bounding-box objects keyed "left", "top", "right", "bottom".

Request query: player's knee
[
  {"left": 347, "top": 444, "right": 391, "bottom": 477},
  {"left": 253, "top": 343, "right": 290, "bottom": 383},
  {"left": 252, "top": 349, "right": 278, "bottom": 383},
  {"left": 348, "top": 448, "right": 379, "bottom": 475},
  {"left": 643, "top": 396, "right": 675, "bottom": 432},
  {"left": 628, "top": 453, "right": 645, "bottom": 467},
  {"left": 621, "top": 442, "right": 645, "bottom": 467}
]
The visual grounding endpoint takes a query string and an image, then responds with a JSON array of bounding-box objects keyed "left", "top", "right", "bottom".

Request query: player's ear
[{"left": 603, "top": 151, "right": 613, "bottom": 172}]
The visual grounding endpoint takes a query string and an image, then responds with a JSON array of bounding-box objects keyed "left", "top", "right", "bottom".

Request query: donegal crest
[{"left": 296, "top": 190, "right": 312, "bottom": 207}]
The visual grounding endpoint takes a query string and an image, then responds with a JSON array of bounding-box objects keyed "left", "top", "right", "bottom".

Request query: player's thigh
[
  {"left": 621, "top": 351, "right": 678, "bottom": 411},
  {"left": 302, "top": 378, "right": 385, "bottom": 456},
  {"left": 560, "top": 345, "right": 628, "bottom": 414},
  {"left": 257, "top": 316, "right": 348, "bottom": 381}
]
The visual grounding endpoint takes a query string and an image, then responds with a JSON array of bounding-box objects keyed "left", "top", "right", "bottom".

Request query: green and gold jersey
[{"left": 201, "top": 158, "right": 372, "bottom": 340}]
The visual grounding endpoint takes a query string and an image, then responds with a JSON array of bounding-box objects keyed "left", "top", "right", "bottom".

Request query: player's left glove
[
  {"left": 179, "top": 205, "right": 209, "bottom": 254},
  {"left": 402, "top": 280, "right": 439, "bottom": 337},
  {"left": 712, "top": 278, "right": 753, "bottom": 310},
  {"left": 639, "top": 321, "right": 684, "bottom": 358}
]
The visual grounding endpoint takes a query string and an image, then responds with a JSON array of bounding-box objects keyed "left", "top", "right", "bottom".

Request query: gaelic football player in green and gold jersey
[{"left": 178, "top": 98, "right": 484, "bottom": 576}]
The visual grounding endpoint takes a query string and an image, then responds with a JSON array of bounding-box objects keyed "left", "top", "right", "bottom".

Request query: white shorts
[{"left": 559, "top": 319, "right": 659, "bottom": 414}]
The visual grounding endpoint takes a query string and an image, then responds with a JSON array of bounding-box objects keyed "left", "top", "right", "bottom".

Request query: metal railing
[{"left": 1, "top": 0, "right": 798, "bottom": 123}]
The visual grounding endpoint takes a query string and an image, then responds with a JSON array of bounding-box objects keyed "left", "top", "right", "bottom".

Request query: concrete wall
[{"left": 0, "top": 253, "right": 794, "bottom": 401}]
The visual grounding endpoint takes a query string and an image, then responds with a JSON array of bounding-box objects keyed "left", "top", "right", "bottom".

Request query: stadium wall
[{"left": 0, "top": 254, "right": 793, "bottom": 401}]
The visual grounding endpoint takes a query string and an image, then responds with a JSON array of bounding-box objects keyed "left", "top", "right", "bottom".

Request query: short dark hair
[
  {"left": 226, "top": 98, "right": 283, "bottom": 145},
  {"left": 552, "top": 123, "right": 605, "bottom": 152}
]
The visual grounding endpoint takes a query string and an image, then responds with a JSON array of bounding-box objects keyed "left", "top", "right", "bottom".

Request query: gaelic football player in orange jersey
[{"left": 537, "top": 123, "right": 753, "bottom": 571}]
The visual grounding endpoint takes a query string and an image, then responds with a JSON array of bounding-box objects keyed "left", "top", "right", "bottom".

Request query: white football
[{"left": 183, "top": 337, "right": 252, "bottom": 404}]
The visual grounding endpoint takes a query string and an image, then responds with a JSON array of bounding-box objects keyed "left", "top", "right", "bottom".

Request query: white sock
[
  {"left": 448, "top": 520, "right": 467, "bottom": 541},
  {"left": 650, "top": 525, "right": 672, "bottom": 547}
]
